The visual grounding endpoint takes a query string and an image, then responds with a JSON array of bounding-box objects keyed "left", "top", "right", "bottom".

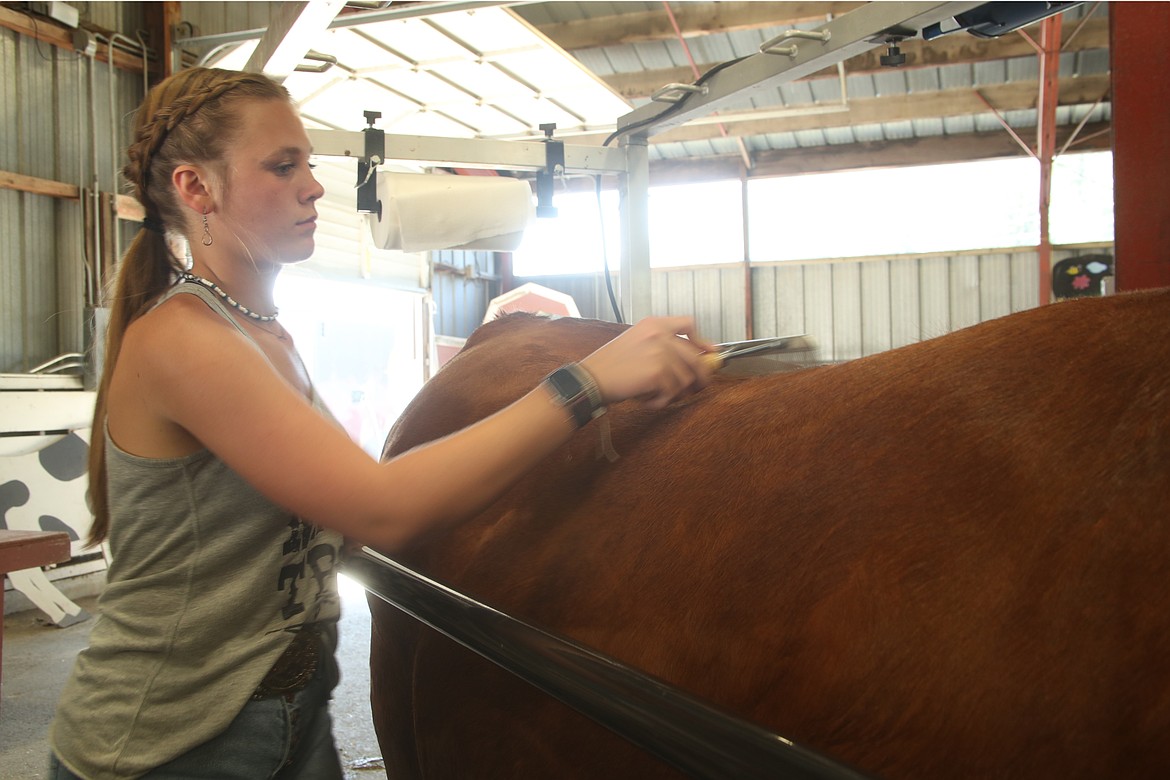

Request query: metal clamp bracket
[
  {"left": 759, "top": 28, "right": 832, "bottom": 58},
  {"left": 356, "top": 110, "right": 384, "bottom": 217},
  {"left": 295, "top": 50, "right": 338, "bottom": 74},
  {"left": 650, "top": 83, "right": 710, "bottom": 104},
  {"left": 536, "top": 123, "right": 564, "bottom": 218}
]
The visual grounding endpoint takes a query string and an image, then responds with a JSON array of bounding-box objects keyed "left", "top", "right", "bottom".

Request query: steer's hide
[{"left": 370, "top": 289, "right": 1170, "bottom": 779}]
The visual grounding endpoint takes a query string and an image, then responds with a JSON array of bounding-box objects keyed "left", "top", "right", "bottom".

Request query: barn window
[
  {"left": 748, "top": 156, "right": 1043, "bottom": 262},
  {"left": 513, "top": 179, "right": 744, "bottom": 275},
  {"left": 513, "top": 152, "right": 1113, "bottom": 276},
  {"left": 1049, "top": 151, "right": 1114, "bottom": 245}
]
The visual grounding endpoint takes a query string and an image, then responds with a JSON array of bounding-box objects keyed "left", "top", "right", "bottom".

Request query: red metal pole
[
  {"left": 1110, "top": 2, "right": 1170, "bottom": 291},
  {"left": 1036, "top": 15, "right": 1061, "bottom": 307}
]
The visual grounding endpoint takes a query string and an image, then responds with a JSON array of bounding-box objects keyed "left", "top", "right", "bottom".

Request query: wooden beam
[
  {"left": 244, "top": 0, "right": 347, "bottom": 81},
  {"left": 747, "top": 122, "right": 1110, "bottom": 178},
  {"left": 0, "top": 530, "right": 72, "bottom": 692},
  {"left": 0, "top": 4, "right": 155, "bottom": 75},
  {"left": 0, "top": 170, "right": 78, "bottom": 199},
  {"left": 142, "top": 2, "right": 182, "bottom": 79},
  {"left": 603, "top": 18, "right": 1108, "bottom": 101},
  {"left": 115, "top": 194, "right": 146, "bottom": 222},
  {"left": 554, "top": 123, "right": 1110, "bottom": 189},
  {"left": 1, "top": 169, "right": 145, "bottom": 221},
  {"left": 531, "top": 2, "right": 863, "bottom": 51}
]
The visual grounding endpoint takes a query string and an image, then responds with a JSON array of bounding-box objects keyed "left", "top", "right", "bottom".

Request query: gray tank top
[{"left": 50, "top": 282, "right": 344, "bottom": 780}]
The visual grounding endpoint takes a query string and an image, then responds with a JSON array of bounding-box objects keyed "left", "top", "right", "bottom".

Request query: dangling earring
[{"left": 201, "top": 210, "right": 213, "bottom": 247}]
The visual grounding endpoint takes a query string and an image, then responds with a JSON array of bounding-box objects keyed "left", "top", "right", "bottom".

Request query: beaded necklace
[{"left": 179, "top": 271, "right": 279, "bottom": 323}]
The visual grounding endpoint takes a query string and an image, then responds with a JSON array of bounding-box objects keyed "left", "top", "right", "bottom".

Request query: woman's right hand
[{"left": 578, "top": 316, "right": 717, "bottom": 410}]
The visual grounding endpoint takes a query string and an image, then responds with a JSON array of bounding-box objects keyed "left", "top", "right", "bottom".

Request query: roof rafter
[{"left": 559, "top": 74, "right": 1110, "bottom": 147}]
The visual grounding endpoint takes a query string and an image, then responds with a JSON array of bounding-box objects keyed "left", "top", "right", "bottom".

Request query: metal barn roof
[{"left": 124, "top": 1, "right": 1120, "bottom": 179}]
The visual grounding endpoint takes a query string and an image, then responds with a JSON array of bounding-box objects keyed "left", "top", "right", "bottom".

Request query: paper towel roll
[{"left": 366, "top": 172, "right": 535, "bottom": 252}]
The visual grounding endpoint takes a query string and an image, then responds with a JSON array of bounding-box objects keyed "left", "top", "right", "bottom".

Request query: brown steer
[{"left": 369, "top": 288, "right": 1170, "bottom": 779}]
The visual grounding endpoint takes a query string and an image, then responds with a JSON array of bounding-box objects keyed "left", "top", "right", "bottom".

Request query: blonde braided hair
[
  {"left": 124, "top": 68, "right": 289, "bottom": 225},
  {"left": 87, "top": 68, "right": 290, "bottom": 545}
]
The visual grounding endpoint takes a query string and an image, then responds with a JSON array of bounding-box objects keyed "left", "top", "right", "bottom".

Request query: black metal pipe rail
[{"left": 345, "top": 547, "right": 873, "bottom": 780}]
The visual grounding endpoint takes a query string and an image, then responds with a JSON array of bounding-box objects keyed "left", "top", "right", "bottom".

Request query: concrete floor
[{"left": 0, "top": 575, "right": 385, "bottom": 779}]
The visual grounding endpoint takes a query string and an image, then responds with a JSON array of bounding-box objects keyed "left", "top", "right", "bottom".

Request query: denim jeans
[{"left": 49, "top": 659, "right": 343, "bottom": 780}]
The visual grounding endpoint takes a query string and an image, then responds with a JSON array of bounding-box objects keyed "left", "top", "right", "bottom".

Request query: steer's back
[{"left": 370, "top": 290, "right": 1170, "bottom": 779}]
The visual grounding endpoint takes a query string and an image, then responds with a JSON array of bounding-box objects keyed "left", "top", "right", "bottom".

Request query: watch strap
[{"left": 543, "top": 364, "right": 606, "bottom": 428}]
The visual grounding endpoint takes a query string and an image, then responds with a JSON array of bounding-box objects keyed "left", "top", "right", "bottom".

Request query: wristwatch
[{"left": 543, "top": 364, "right": 606, "bottom": 428}]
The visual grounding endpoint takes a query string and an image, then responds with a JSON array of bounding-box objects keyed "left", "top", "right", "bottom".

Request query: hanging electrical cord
[
  {"left": 661, "top": 1, "right": 751, "bottom": 170},
  {"left": 601, "top": 54, "right": 750, "bottom": 149},
  {"left": 595, "top": 174, "right": 624, "bottom": 324},
  {"left": 597, "top": 52, "right": 751, "bottom": 322}
]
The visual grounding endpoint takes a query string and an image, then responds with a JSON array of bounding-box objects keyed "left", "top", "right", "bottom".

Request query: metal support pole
[
  {"left": 741, "top": 172, "right": 753, "bottom": 340},
  {"left": 620, "top": 136, "right": 652, "bottom": 323},
  {"left": 1036, "top": 15, "right": 1061, "bottom": 306}
]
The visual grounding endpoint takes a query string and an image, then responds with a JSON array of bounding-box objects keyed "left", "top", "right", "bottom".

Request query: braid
[
  {"left": 125, "top": 75, "right": 258, "bottom": 201},
  {"left": 123, "top": 70, "right": 289, "bottom": 216}
]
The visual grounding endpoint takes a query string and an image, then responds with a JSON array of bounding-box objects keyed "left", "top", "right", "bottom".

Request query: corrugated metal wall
[
  {"left": 431, "top": 249, "right": 501, "bottom": 339},
  {"left": 1, "top": 15, "right": 144, "bottom": 373},
  {"left": 178, "top": 2, "right": 279, "bottom": 44},
  {"left": 2, "top": 2, "right": 435, "bottom": 373},
  {"left": 514, "top": 244, "right": 1112, "bottom": 363}
]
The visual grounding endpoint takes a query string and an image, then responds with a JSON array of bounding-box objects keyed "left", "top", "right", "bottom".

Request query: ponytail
[{"left": 86, "top": 227, "right": 182, "bottom": 545}]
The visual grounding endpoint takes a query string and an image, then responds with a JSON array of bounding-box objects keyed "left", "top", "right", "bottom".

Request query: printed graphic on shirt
[{"left": 278, "top": 516, "right": 338, "bottom": 621}]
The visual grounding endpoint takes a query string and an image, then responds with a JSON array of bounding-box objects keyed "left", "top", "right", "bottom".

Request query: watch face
[
  {"left": 547, "top": 366, "right": 593, "bottom": 428},
  {"left": 551, "top": 367, "right": 584, "bottom": 399}
]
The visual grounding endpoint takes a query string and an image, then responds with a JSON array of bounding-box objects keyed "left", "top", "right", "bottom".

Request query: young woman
[{"left": 48, "top": 68, "right": 714, "bottom": 779}]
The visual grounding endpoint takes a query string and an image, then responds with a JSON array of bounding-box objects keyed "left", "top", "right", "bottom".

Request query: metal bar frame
[
  {"left": 346, "top": 547, "right": 872, "bottom": 780},
  {"left": 306, "top": 128, "right": 628, "bottom": 175}
]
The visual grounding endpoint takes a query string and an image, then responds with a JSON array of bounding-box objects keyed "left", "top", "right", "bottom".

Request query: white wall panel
[
  {"left": 802, "top": 264, "right": 834, "bottom": 361},
  {"left": 918, "top": 256, "right": 951, "bottom": 342},
  {"left": 510, "top": 245, "right": 1114, "bottom": 364},
  {"left": 860, "top": 260, "right": 892, "bottom": 357},
  {"left": 979, "top": 252, "right": 1014, "bottom": 321},
  {"left": 665, "top": 270, "right": 695, "bottom": 319},
  {"left": 832, "top": 263, "right": 863, "bottom": 361},
  {"left": 950, "top": 254, "right": 982, "bottom": 330},
  {"left": 889, "top": 258, "right": 921, "bottom": 349},
  {"left": 773, "top": 263, "right": 806, "bottom": 340},
  {"left": 693, "top": 267, "right": 724, "bottom": 344}
]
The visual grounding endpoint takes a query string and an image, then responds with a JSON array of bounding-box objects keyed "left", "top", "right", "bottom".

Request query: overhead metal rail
[
  {"left": 306, "top": 128, "right": 628, "bottom": 175},
  {"left": 614, "top": 2, "right": 985, "bottom": 139},
  {"left": 346, "top": 547, "right": 872, "bottom": 780}
]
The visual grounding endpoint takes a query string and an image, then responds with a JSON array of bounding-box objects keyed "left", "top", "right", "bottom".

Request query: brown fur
[{"left": 370, "top": 290, "right": 1170, "bottom": 779}]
